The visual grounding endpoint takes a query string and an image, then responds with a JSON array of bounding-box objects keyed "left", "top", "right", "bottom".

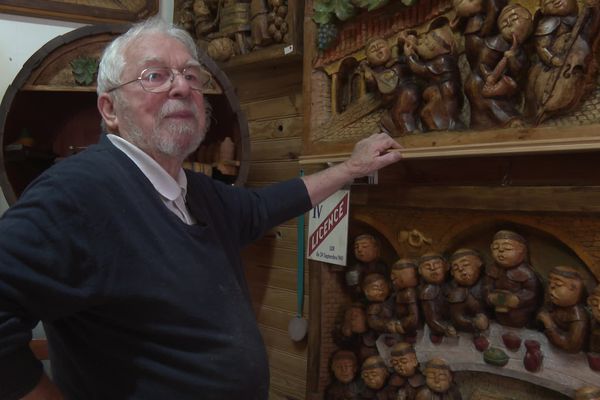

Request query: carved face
[
  {"left": 451, "top": 254, "right": 482, "bottom": 286},
  {"left": 419, "top": 258, "right": 448, "bottom": 284},
  {"left": 332, "top": 357, "right": 358, "bottom": 384},
  {"left": 542, "top": 0, "right": 578, "bottom": 16},
  {"left": 366, "top": 39, "right": 392, "bottom": 67},
  {"left": 416, "top": 29, "right": 450, "bottom": 60},
  {"left": 354, "top": 237, "right": 380, "bottom": 263},
  {"left": 391, "top": 267, "right": 418, "bottom": 290},
  {"left": 498, "top": 6, "right": 533, "bottom": 44},
  {"left": 424, "top": 367, "right": 452, "bottom": 393},
  {"left": 491, "top": 239, "right": 526, "bottom": 268},
  {"left": 588, "top": 293, "right": 600, "bottom": 322},
  {"left": 364, "top": 277, "right": 390, "bottom": 302},
  {"left": 453, "top": 0, "right": 484, "bottom": 18},
  {"left": 390, "top": 352, "right": 418, "bottom": 376},
  {"left": 345, "top": 306, "right": 367, "bottom": 334},
  {"left": 548, "top": 273, "right": 582, "bottom": 307},
  {"left": 361, "top": 362, "right": 388, "bottom": 389}
]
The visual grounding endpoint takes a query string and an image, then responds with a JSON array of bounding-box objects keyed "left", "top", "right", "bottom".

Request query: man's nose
[{"left": 169, "top": 72, "right": 193, "bottom": 96}]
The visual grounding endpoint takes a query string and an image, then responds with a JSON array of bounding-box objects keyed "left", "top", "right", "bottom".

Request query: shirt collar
[{"left": 107, "top": 134, "right": 187, "bottom": 202}]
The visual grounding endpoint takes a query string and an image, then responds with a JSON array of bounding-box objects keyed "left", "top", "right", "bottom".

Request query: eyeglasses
[{"left": 106, "top": 66, "right": 212, "bottom": 93}]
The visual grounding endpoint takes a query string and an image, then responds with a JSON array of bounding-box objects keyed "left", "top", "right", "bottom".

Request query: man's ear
[{"left": 97, "top": 93, "right": 119, "bottom": 132}]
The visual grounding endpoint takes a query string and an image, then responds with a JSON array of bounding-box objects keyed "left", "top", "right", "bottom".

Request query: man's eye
[{"left": 145, "top": 70, "right": 169, "bottom": 82}]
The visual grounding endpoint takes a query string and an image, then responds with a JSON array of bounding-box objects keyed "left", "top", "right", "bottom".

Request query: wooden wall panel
[{"left": 230, "top": 63, "right": 309, "bottom": 399}]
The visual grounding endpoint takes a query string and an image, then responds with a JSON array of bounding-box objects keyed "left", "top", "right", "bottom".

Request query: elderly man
[{"left": 0, "top": 18, "right": 402, "bottom": 400}]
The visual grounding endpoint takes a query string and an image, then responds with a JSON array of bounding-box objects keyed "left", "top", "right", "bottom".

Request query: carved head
[
  {"left": 362, "top": 273, "right": 390, "bottom": 302},
  {"left": 391, "top": 258, "right": 419, "bottom": 290},
  {"left": 497, "top": 4, "right": 533, "bottom": 44},
  {"left": 541, "top": 0, "right": 578, "bottom": 17},
  {"left": 361, "top": 356, "right": 389, "bottom": 390},
  {"left": 417, "top": 19, "right": 455, "bottom": 59},
  {"left": 419, "top": 252, "right": 449, "bottom": 284},
  {"left": 574, "top": 386, "right": 600, "bottom": 400},
  {"left": 365, "top": 38, "right": 392, "bottom": 67},
  {"left": 423, "top": 358, "right": 453, "bottom": 393},
  {"left": 342, "top": 303, "right": 368, "bottom": 334},
  {"left": 490, "top": 230, "right": 527, "bottom": 269},
  {"left": 331, "top": 350, "right": 358, "bottom": 384},
  {"left": 390, "top": 342, "right": 419, "bottom": 377},
  {"left": 548, "top": 266, "right": 584, "bottom": 307},
  {"left": 354, "top": 234, "right": 381, "bottom": 264},
  {"left": 453, "top": 0, "right": 485, "bottom": 18},
  {"left": 450, "top": 249, "right": 483, "bottom": 287},
  {"left": 588, "top": 285, "right": 600, "bottom": 323}
]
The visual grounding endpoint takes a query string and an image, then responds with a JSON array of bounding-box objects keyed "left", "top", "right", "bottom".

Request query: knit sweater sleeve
[{"left": 0, "top": 174, "right": 98, "bottom": 399}]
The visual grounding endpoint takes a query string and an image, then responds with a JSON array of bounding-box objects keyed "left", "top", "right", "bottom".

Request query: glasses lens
[
  {"left": 183, "top": 66, "right": 212, "bottom": 90},
  {"left": 140, "top": 67, "right": 173, "bottom": 92}
]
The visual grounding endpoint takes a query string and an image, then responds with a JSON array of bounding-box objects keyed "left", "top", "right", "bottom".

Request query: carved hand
[{"left": 445, "top": 325, "right": 457, "bottom": 337}]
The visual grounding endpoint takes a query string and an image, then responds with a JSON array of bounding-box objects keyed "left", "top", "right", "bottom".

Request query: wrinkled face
[
  {"left": 364, "top": 278, "right": 390, "bottom": 302},
  {"left": 109, "top": 33, "right": 206, "bottom": 161},
  {"left": 390, "top": 353, "right": 418, "bottom": 376},
  {"left": 391, "top": 267, "right": 418, "bottom": 290},
  {"left": 548, "top": 274, "right": 582, "bottom": 307},
  {"left": 366, "top": 39, "right": 391, "bottom": 66},
  {"left": 453, "top": 0, "right": 484, "bottom": 17},
  {"left": 333, "top": 358, "right": 357, "bottom": 384},
  {"left": 419, "top": 258, "right": 448, "bottom": 284},
  {"left": 491, "top": 239, "right": 526, "bottom": 268},
  {"left": 542, "top": 0, "right": 577, "bottom": 16},
  {"left": 354, "top": 238, "right": 379, "bottom": 263},
  {"left": 425, "top": 368, "right": 452, "bottom": 393},
  {"left": 346, "top": 307, "right": 367, "bottom": 333},
  {"left": 451, "top": 255, "right": 482, "bottom": 286},
  {"left": 589, "top": 294, "right": 600, "bottom": 322},
  {"left": 498, "top": 8, "right": 532, "bottom": 43},
  {"left": 361, "top": 366, "right": 388, "bottom": 389}
]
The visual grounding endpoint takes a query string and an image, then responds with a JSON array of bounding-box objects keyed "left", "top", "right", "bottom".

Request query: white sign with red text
[{"left": 307, "top": 190, "right": 349, "bottom": 266}]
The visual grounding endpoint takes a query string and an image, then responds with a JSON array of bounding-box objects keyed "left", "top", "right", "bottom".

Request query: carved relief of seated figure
[
  {"left": 391, "top": 258, "right": 421, "bottom": 338},
  {"left": 418, "top": 253, "right": 456, "bottom": 339},
  {"left": 363, "top": 273, "right": 404, "bottom": 335},
  {"left": 416, "top": 358, "right": 462, "bottom": 400},
  {"left": 484, "top": 230, "right": 542, "bottom": 328},
  {"left": 347, "top": 234, "right": 389, "bottom": 298},
  {"left": 537, "top": 266, "right": 590, "bottom": 353},
  {"left": 389, "top": 342, "right": 425, "bottom": 400}
]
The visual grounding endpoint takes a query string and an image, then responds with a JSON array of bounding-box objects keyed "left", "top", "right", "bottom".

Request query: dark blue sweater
[{"left": 0, "top": 135, "right": 312, "bottom": 399}]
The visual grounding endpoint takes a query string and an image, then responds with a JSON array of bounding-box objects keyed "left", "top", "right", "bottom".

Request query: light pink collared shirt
[{"left": 107, "top": 134, "right": 196, "bottom": 225}]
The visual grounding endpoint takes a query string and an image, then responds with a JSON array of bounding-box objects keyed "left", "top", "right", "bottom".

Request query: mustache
[{"left": 158, "top": 99, "right": 200, "bottom": 120}]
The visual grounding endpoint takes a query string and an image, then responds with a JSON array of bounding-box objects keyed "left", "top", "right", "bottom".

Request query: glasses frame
[{"left": 106, "top": 66, "right": 213, "bottom": 94}]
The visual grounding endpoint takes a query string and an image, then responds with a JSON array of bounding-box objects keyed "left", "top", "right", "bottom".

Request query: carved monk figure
[
  {"left": 418, "top": 253, "right": 456, "bottom": 339},
  {"left": 416, "top": 358, "right": 462, "bottom": 400},
  {"left": 326, "top": 350, "right": 364, "bottom": 400},
  {"left": 537, "top": 266, "right": 590, "bottom": 353},
  {"left": 403, "top": 19, "right": 464, "bottom": 131},
  {"left": 526, "top": 0, "right": 600, "bottom": 124},
  {"left": 360, "top": 355, "right": 397, "bottom": 399},
  {"left": 391, "top": 259, "right": 421, "bottom": 337},
  {"left": 364, "top": 273, "right": 404, "bottom": 334},
  {"left": 361, "top": 37, "right": 421, "bottom": 135},
  {"left": 347, "top": 234, "right": 388, "bottom": 297},
  {"left": 447, "top": 249, "right": 489, "bottom": 334},
  {"left": 575, "top": 386, "right": 600, "bottom": 400},
  {"left": 463, "top": 4, "right": 533, "bottom": 129},
  {"left": 587, "top": 284, "right": 600, "bottom": 353},
  {"left": 389, "top": 342, "right": 425, "bottom": 400},
  {"left": 334, "top": 302, "right": 379, "bottom": 362},
  {"left": 484, "top": 230, "right": 542, "bottom": 328}
]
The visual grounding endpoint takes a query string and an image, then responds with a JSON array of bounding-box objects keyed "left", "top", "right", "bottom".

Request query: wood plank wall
[{"left": 227, "top": 61, "right": 318, "bottom": 400}]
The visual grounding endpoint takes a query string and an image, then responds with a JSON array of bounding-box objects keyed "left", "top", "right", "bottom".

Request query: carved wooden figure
[
  {"left": 360, "top": 355, "right": 397, "bottom": 400},
  {"left": 574, "top": 386, "right": 600, "bottom": 400},
  {"left": 389, "top": 342, "right": 426, "bottom": 400},
  {"left": 347, "top": 234, "right": 389, "bottom": 298},
  {"left": 588, "top": 284, "right": 600, "bottom": 354},
  {"left": 391, "top": 259, "right": 421, "bottom": 337},
  {"left": 326, "top": 350, "right": 364, "bottom": 400},
  {"left": 447, "top": 249, "right": 490, "bottom": 334},
  {"left": 416, "top": 358, "right": 462, "bottom": 400},
  {"left": 250, "top": 0, "right": 272, "bottom": 48},
  {"left": 418, "top": 253, "right": 456, "bottom": 339},
  {"left": 403, "top": 19, "right": 464, "bottom": 131},
  {"left": 363, "top": 273, "right": 404, "bottom": 334},
  {"left": 361, "top": 37, "right": 421, "bottom": 135},
  {"left": 484, "top": 230, "right": 542, "bottom": 328},
  {"left": 536, "top": 266, "right": 590, "bottom": 353},
  {"left": 526, "top": 0, "right": 600, "bottom": 125},
  {"left": 463, "top": 4, "right": 533, "bottom": 129},
  {"left": 333, "top": 302, "right": 379, "bottom": 362}
]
